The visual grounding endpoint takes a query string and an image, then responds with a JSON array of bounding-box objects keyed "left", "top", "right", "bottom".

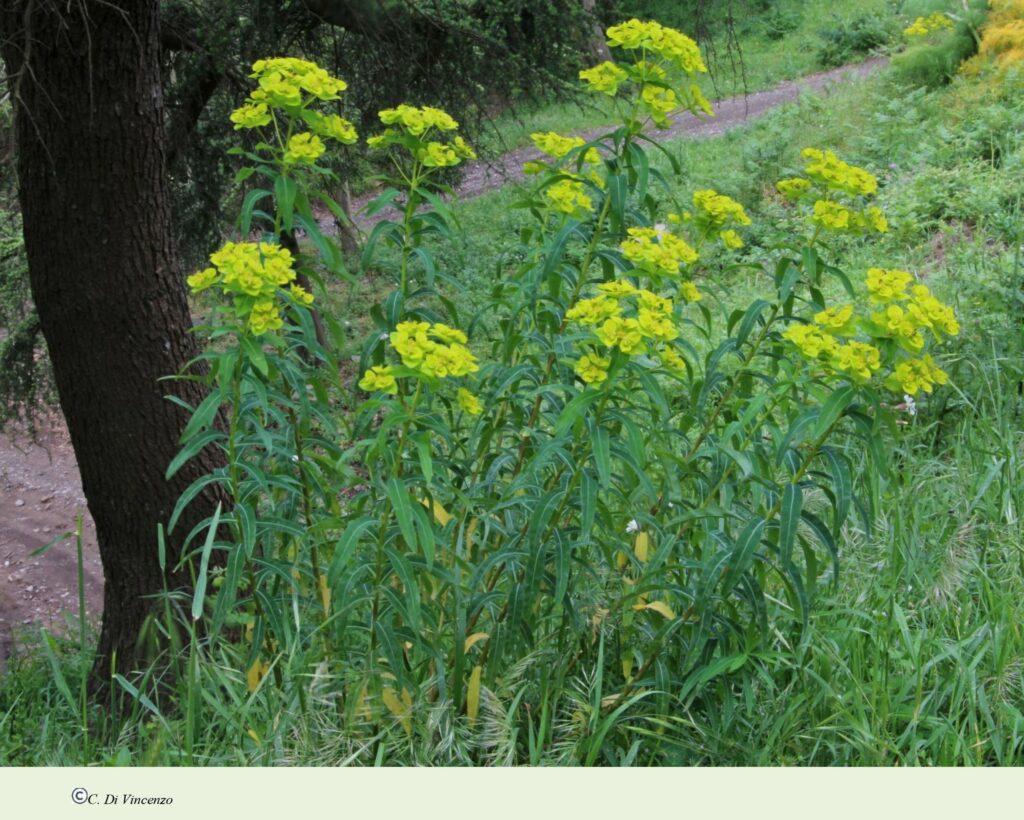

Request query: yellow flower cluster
[
  {"left": 359, "top": 365, "right": 398, "bottom": 395},
  {"left": 866, "top": 270, "right": 959, "bottom": 352},
  {"left": 575, "top": 351, "right": 612, "bottom": 385},
  {"left": 620, "top": 227, "right": 698, "bottom": 276},
  {"left": 673, "top": 189, "right": 751, "bottom": 249},
  {"left": 367, "top": 104, "right": 475, "bottom": 169},
  {"left": 777, "top": 149, "right": 888, "bottom": 237},
  {"left": 457, "top": 388, "right": 483, "bottom": 416},
  {"left": 568, "top": 284, "right": 691, "bottom": 384},
  {"left": 284, "top": 132, "right": 325, "bottom": 165},
  {"left": 971, "top": 1, "right": 1024, "bottom": 73},
  {"left": 782, "top": 267, "right": 959, "bottom": 394},
  {"left": 578, "top": 20, "right": 712, "bottom": 128},
  {"left": 187, "top": 241, "right": 311, "bottom": 336},
  {"left": 904, "top": 13, "right": 954, "bottom": 38},
  {"left": 886, "top": 355, "right": 948, "bottom": 395},
  {"left": 531, "top": 132, "right": 601, "bottom": 164},
  {"left": 605, "top": 19, "right": 707, "bottom": 74},
  {"left": 578, "top": 61, "right": 629, "bottom": 95},
  {"left": 544, "top": 179, "right": 594, "bottom": 216},
  {"left": 229, "top": 58, "right": 357, "bottom": 169},
  {"left": 389, "top": 321, "right": 479, "bottom": 379}
]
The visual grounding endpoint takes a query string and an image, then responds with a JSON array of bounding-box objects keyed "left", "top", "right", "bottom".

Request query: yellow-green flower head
[
  {"left": 312, "top": 113, "right": 359, "bottom": 145},
  {"left": 814, "top": 304, "right": 856, "bottom": 335},
  {"left": 453, "top": 136, "right": 477, "bottom": 160},
  {"left": 871, "top": 304, "right": 926, "bottom": 352},
  {"left": 865, "top": 206, "right": 888, "bottom": 233},
  {"left": 248, "top": 300, "right": 284, "bottom": 335},
  {"left": 637, "top": 308, "right": 679, "bottom": 341},
  {"left": 187, "top": 267, "right": 219, "bottom": 292},
  {"left": 886, "top": 354, "right": 948, "bottom": 396},
  {"left": 596, "top": 316, "right": 646, "bottom": 354},
  {"left": 597, "top": 280, "right": 639, "bottom": 298},
  {"left": 637, "top": 289, "right": 673, "bottom": 315},
  {"left": 289, "top": 284, "right": 314, "bottom": 305},
  {"left": 566, "top": 296, "right": 622, "bottom": 326},
  {"left": 457, "top": 387, "right": 483, "bottom": 416},
  {"left": 659, "top": 346, "right": 688, "bottom": 375},
  {"left": 640, "top": 85, "right": 679, "bottom": 128},
  {"left": 692, "top": 189, "right": 751, "bottom": 230},
  {"left": 831, "top": 341, "right": 882, "bottom": 382},
  {"left": 605, "top": 19, "right": 707, "bottom": 74},
  {"left": 777, "top": 177, "right": 812, "bottom": 200},
  {"left": 417, "top": 141, "right": 459, "bottom": 168},
  {"left": 620, "top": 227, "right": 698, "bottom": 276},
  {"left": 359, "top": 365, "right": 398, "bottom": 394},
  {"left": 250, "top": 58, "right": 348, "bottom": 102},
  {"left": 283, "top": 132, "right": 326, "bottom": 165},
  {"left": 579, "top": 61, "right": 629, "bottom": 95},
  {"left": 379, "top": 104, "right": 458, "bottom": 136},
  {"left": 575, "top": 350, "right": 611, "bottom": 385},
  {"left": 904, "top": 13, "right": 953, "bottom": 38},
  {"left": 782, "top": 323, "right": 841, "bottom": 360},
  {"left": 389, "top": 320, "right": 478, "bottom": 379},
  {"left": 205, "top": 241, "right": 297, "bottom": 297},
  {"left": 811, "top": 200, "right": 855, "bottom": 232},
  {"left": 680, "top": 281, "right": 702, "bottom": 302},
  {"left": 801, "top": 148, "right": 878, "bottom": 197},
  {"left": 531, "top": 132, "right": 601, "bottom": 164},
  {"left": 910, "top": 285, "right": 959, "bottom": 336},
  {"left": 866, "top": 267, "right": 914, "bottom": 303},
  {"left": 720, "top": 229, "right": 743, "bottom": 250},
  {"left": 230, "top": 102, "right": 273, "bottom": 130},
  {"left": 544, "top": 178, "right": 594, "bottom": 216}
]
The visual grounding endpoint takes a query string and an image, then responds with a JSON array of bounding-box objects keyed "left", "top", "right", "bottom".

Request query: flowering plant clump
[
  {"left": 904, "top": 13, "right": 954, "bottom": 38},
  {"left": 166, "top": 29, "right": 960, "bottom": 761},
  {"left": 777, "top": 148, "right": 888, "bottom": 237},
  {"left": 579, "top": 18, "right": 713, "bottom": 130}
]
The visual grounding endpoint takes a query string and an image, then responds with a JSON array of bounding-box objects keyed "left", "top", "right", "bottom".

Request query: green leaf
[
  {"left": 555, "top": 388, "right": 602, "bottom": 435},
  {"left": 274, "top": 174, "right": 297, "bottom": 232},
  {"left": 385, "top": 478, "right": 417, "bottom": 552},
  {"left": 191, "top": 502, "right": 222, "bottom": 621},
  {"left": 721, "top": 517, "right": 766, "bottom": 594},
  {"left": 239, "top": 188, "right": 271, "bottom": 237},
  {"left": 779, "top": 483, "right": 802, "bottom": 565},
  {"left": 328, "top": 517, "right": 378, "bottom": 586},
  {"left": 815, "top": 385, "right": 856, "bottom": 439}
]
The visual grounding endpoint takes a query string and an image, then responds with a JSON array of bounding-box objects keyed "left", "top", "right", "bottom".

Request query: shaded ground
[
  {"left": 0, "top": 56, "right": 887, "bottom": 664},
  {"left": 0, "top": 415, "right": 104, "bottom": 668}
]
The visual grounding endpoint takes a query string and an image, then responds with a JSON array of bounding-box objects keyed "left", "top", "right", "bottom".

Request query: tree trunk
[{"left": 1, "top": 0, "right": 224, "bottom": 691}]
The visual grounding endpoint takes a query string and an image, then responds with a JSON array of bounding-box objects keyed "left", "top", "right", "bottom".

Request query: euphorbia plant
[{"left": 166, "top": 21, "right": 959, "bottom": 763}]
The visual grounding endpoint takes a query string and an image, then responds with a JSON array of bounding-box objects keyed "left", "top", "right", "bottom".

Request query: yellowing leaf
[
  {"left": 464, "top": 632, "right": 490, "bottom": 653},
  {"left": 247, "top": 658, "right": 269, "bottom": 692},
  {"left": 621, "top": 654, "right": 634, "bottom": 680},
  {"left": 467, "top": 665, "right": 483, "bottom": 728},
  {"left": 382, "top": 687, "right": 413, "bottom": 736},
  {"left": 246, "top": 728, "right": 262, "bottom": 744},
  {"left": 634, "top": 532, "right": 650, "bottom": 562},
  {"left": 632, "top": 600, "right": 676, "bottom": 619},
  {"left": 421, "top": 497, "right": 453, "bottom": 526},
  {"left": 615, "top": 550, "right": 628, "bottom": 570},
  {"left": 318, "top": 574, "right": 331, "bottom": 616},
  {"left": 465, "top": 517, "right": 479, "bottom": 557}
]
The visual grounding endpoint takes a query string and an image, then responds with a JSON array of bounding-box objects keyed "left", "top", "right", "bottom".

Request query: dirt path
[
  {"left": 0, "top": 416, "right": 103, "bottom": 666},
  {"left": 0, "top": 56, "right": 888, "bottom": 660},
  {"left": 340, "top": 56, "right": 888, "bottom": 229}
]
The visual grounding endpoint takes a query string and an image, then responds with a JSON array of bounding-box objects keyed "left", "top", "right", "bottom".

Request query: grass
[
  {"left": 3, "top": 14, "right": 1024, "bottom": 766},
  {"left": 475, "top": 0, "right": 901, "bottom": 155}
]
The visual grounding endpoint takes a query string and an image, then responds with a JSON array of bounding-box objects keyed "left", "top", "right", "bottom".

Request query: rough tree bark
[{"left": 1, "top": 0, "right": 224, "bottom": 691}]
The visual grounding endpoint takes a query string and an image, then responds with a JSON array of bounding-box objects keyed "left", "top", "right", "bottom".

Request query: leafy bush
[
  {"left": 817, "top": 12, "right": 894, "bottom": 68},
  {"left": 133, "top": 21, "right": 962, "bottom": 765},
  {"left": 890, "top": 2, "right": 987, "bottom": 87}
]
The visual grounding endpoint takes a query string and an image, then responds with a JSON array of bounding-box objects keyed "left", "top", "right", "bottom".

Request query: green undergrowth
[{"left": 4, "top": 42, "right": 1024, "bottom": 768}]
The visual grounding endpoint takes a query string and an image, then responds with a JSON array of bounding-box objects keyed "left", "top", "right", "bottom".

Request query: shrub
[
  {"left": 817, "top": 12, "right": 894, "bottom": 68},
  {"left": 153, "top": 23, "right": 959, "bottom": 763}
]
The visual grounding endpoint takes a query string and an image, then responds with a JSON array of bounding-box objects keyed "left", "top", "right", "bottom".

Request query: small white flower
[
  {"left": 903, "top": 394, "right": 917, "bottom": 416},
  {"left": 653, "top": 222, "right": 669, "bottom": 238},
  {"left": 379, "top": 332, "right": 389, "bottom": 341},
  {"left": 291, "top": 454, "right": 300, "bottom": 462},
  {"left": 625, "top": 519, "right": 640, "bottom": 534}
]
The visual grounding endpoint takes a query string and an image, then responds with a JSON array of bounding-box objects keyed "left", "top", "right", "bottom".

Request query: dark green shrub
[{"left": 817, "top": 13, "right": 894, "bottom": 68}]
